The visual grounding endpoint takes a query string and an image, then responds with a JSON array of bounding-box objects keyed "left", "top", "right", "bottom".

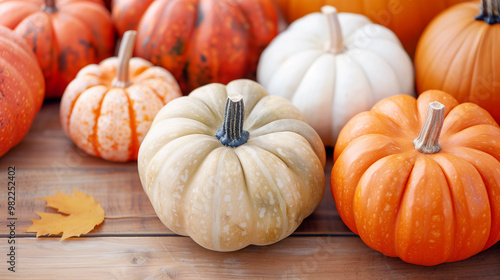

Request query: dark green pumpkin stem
[
  {"left": 414, "top": 101, "right": 445, "bottom": 154},
  {"left": 216, "top": 95, "right": 249, "bottom": 148},
  {"left": 112, "top": 31, "right": 136, "bottom": 88},
  {"left": 43, "top": 0, "right": 57, "bottom": 13},
  {"left": 475, "top": 0, "right": 500, "bottom": 24}
]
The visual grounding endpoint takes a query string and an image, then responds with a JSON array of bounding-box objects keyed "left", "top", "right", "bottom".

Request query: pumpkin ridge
[
  {"left": 91, "top": 89, "right": 108, "bottom": 158},
  {"left": 140, "top": 81, "right": 166, "bottom": 104},
  {"left": 444, "top": 25, "right": 488, "bottom": 97},
  {"left": 211, "top": 147, "right": 227, "bottom": 250},
  {"left": 0, "top": 58, "right": 33, "bottom": 144},
  {"left": 236, "top": 145, "right": 290, "bottom": 243},
  {"left": 418, "top": 20, "right": 475, "bottom": 91},
  {"left": 395, "top": 154, "right": 454, "bottom": 264},
  {"left": 124, "top": 89, "right": 138, "bottom": 161},
  {"left": 65, "top": 83, "right": 99, "bottom": 134},
  {"left": 446, "top": 146, "right": 500, "bottom": 250},
  {"left": 148, "top": 135, "right": 220, "bottom": 235},
  {"left": 468, "top": 24, "right": 492, "bottom": 101},
  {"left": 266, "top": 50, "right": 323, "bottom": 97},
  {"left": 432, "top": 154, "right": 490, "bottom": 262}
]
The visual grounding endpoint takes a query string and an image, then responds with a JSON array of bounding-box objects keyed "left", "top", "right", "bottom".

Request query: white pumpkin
[
  {"left": 138, "top": 79, "right": 326, "bottom": 251},
  {"left": 257, "top": 6, "right": 415, "bottom": 146}
]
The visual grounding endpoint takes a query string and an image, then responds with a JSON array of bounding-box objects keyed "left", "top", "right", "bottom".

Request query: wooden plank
[
  {"left": 0, "top": 102, "right": 350, "bottom": 237},
  {"left": 1, "top": 236, "right": 498, "bottom": 279}
]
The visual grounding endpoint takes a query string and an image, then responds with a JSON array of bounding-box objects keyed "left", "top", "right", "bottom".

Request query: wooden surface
[{"left": 1, "top": 101, "right": 499, "bottom": 279}]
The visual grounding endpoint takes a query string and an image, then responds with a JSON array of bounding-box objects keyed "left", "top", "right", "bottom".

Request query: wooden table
[{"left": 1, "top": 101, "right": 499, "bottom": 279}]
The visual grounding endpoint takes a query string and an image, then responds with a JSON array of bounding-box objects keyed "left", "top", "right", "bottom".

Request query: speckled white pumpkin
[
  {"left": 138, "top": 79, "right": 326, "bottom": 251},
  {"left": 257, "top": 6, "right": 414, "bottom": 146}
]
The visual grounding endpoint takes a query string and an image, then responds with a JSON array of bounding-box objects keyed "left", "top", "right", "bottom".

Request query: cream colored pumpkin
[
  {"left": 138, "top": 79, "right": 326, "bottom": 251},
  {"left": 257, "top": 6, "right": 414, "bottom": 146}
]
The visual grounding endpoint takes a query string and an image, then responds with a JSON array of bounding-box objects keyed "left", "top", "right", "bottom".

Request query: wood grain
[
  {"left": 1, "top": 237, "right": 499, "bottom": 280},
  {"left": 0, "top": 101, "right": 499, "bottom": 279}
]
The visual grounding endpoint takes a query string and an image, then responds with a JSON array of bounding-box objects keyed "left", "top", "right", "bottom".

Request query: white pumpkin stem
[
  {"left": 112, "top": 31, "right": 136, "bottom": 88},
  {"left": 322, "top": 6, "right": 344, "bottom": 54},
  {"left": 43, "top": 0, "right": 57, "bottom": 13},
  {"left": 414, "top": 101, "right": 445, "bottom": 154},
  {"left": 215, "top": 95, "right": 249, "bottom": 147},
  {"left": 476, "top": 0, "right": 500, "bottom": 24}
]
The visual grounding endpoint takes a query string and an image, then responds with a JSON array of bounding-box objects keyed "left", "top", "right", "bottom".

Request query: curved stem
[
  {"left": 413, "top": 101, "right": 445, "bottom": 154},
  {"left": 43, "top": 0, "right": 57, "bottom": 13},
  {"left": 112, "top": 31, "right": 136, "bottom": 88},
  {"left": 475, "top": 0, "right": 500, "bottom": 24},
  {"left": 215, "top": 95, "right": 249, "bottom": 147},
  {"left": 322, "top": 6, "right": 344, "bottom": 54}
]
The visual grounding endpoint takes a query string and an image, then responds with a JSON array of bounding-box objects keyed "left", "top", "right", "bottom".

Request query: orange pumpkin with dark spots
[
  {"left": 112, "top": 0, "right": 282, "bottom": 94},
  {"left": 0, "top": 26, "right": 45, "bottom": 157},
  {"left": 0, "top": 0, "right": 115, "bottom": 98}
]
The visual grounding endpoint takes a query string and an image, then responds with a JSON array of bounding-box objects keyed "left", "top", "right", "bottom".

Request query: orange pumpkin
[
  {"left": 331, "top": 90, "right": 500, "bottom": 265},
  {"left": 0, "top": 26, "right": 45, "bottom": 157},
  {"left": 0, "top": 0, "right": 115, "bottom": 98},
  {"left": 415, "top": 0, "right": 500, "bottom": 124},
  {"left": 273, "top": 0, "right": 469, "bottom": 56},
  {"left": 60, "top": 31, "right": 182, "bottom": 162},
  {"left": 112, "top": 0, "right": 282, "bottom": 94}
]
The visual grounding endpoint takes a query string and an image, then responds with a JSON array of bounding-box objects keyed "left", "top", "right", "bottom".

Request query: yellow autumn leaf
[{"left": 26, "top": 190, "right": 105, "bottom": 241}]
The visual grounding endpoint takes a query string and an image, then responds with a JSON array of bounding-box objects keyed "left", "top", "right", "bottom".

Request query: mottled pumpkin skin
[
  {"left": 113, "top": 0, "right": 282, "bottom": 94},
  {"left": 273, "top": 0, "right": 469, "bottom": 57},
  {"left": 60, "top": 57, "right": 182, "bottom": 162},
  {"left": 0, "top": 0, "right": 115, "bottom": 98},
  {"left": 332, "top": 90, "right": 500, "bottom": 265},
  {"left": 415, "top": 0, "right": 500, "bottom": 125},
  {"left": 0, "top": 26, "right": 45, "bottom": 157},
  {"left": 138, "top": 80, "right": 326, "bottom": 251}
]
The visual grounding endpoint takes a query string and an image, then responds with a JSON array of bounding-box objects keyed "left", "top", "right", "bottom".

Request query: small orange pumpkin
[
  {"left": 60, "top": 31, "right": 182, "bottom": 162},
  {"left": 332, "top": 90, "right": 500, "bottom": 265},
  {"left": 415, "top": 0, "right": 500, "bottom": 124},
  {"left": 0, "top": 0, "right": 115, "bottom": 98},
  {"left": 112, "top": 0, "right": 282, "bottom": 94},
  {"left": 0, "top": 26, "right": 45, "bottom": 157}
]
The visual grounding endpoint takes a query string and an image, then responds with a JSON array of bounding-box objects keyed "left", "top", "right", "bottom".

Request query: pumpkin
[
  {"left": 331, "top": 90, "right": 500, "bottom": 266},
  {"left": 415, "top": 0, "right": 500, "bottom": 124},
  {"left": 272, "top": 0, "right": 469, "bottom": 57},
  {"left": 112, "top": 0, "right": 283, "bottom": 94},
  {"left": 60, "top": 31, "right": 182, "bottom": 162},
  {"left": 257, "top": 6, "right": 414, "bottom": 146},
  {"left": 138, "top": 79, "right": 326, "bottom": 251},
  {"left": 0, "top": 26, "right": 45, "bottom": 158},
  {"left": 0, "top": 0, "right": 115, "bottom": 98}
]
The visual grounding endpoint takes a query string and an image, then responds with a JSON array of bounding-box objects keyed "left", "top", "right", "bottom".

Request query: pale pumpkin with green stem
[{"left": 138, "top": 79, "right": 326, "bottom": 251}]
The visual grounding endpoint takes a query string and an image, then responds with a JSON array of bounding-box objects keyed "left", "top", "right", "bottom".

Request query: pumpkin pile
[{"left": 0, "top": 0, "right": 499, "bottom": 268}]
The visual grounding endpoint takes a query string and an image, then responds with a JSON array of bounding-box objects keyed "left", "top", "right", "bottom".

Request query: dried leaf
[{"left": 26, "top": 190, "right": 105, "bottom": 241}]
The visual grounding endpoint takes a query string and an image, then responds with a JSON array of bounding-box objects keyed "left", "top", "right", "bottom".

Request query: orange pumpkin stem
[
  {"left": 215, "top": 95, "right": 249, "bottom": 148},
  {"left": 414, "top": 101, "right": 445, "bottom": 154},
  {"left": 43, "top": 0, "right": 57, "bottom": 13},
  {"left": 321, "top": 6, "right": 344, "bottom": 54},
  {"left": 112, "top": 31, "right": 136, "bottom": 88},
  {"left": 476, "top": 0, "right": 500, "bottom": 24}
]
